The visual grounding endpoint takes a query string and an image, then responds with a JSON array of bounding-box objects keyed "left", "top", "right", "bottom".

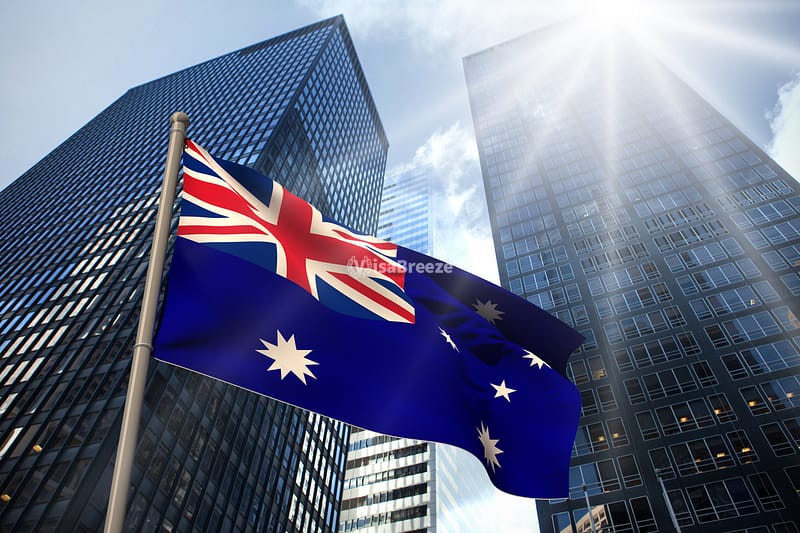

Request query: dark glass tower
[
  {"left": 465, "top": 21, "right": 800, "bottom": 532},
  {"left": 0, "top": 16, "right": 387, "bottom": 532}
]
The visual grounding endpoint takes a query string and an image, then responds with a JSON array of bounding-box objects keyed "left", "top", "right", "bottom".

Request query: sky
[
  {"left": 1, "top": 0, "right": 799, "bottom": 529},
  {"left": 2, "top": 1, "right": 799, "bottom": 280}
]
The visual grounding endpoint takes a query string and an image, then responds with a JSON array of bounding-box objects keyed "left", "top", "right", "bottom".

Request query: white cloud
[
  {"left": 301, "top": 0, "right": 574, "bottom": 60},
  {"left": 767, "top": 72, "right": 800, "bottom": 181},
  {"left": 409, "top": 121, "right": 478, "bottom": 174},
  {"left": 495, "top": 491, "right": 539, "bottom": 532},
  {"left": 387, "top": 122, "right": 500, "bottom": 283}
]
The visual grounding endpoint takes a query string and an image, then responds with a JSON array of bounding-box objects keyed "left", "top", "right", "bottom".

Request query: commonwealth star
[
  {"left": 257, "top": 331, "right": 318, "bottom": 384},
  {"left": 439, "top": 327, "right": 459, "bottom": 352},
  {"left": 473, "top": 299, "right": 504, "bottom": 324},
  {"left": 477, "top": 421, "right": 503, "bottom": 473},
  {"left": 523, "top": 349, "right": 551, "bottom": 370}
]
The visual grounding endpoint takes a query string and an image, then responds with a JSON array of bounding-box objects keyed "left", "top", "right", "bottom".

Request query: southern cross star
[
  {"left": 491, "top": 380, "right": 516, "bottom": 402},
  {"left": 256, "top": 330, "right": 318, "bottom": 384},
  {"left": 477, "top": 421, "right": 503, "bottom": 473},
  {"left": 523, "top": 349, "right": 551, "bottom": 370},
  {"left": 439, "top": 327, "right": 459, "bottom": 352},
  {"left": 472, "top": 299, "right": 504, "bottom": 324}
]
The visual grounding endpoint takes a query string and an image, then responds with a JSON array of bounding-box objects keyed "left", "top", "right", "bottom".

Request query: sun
[{"left": 575, "top": 0, "right": 658, "bottom": 31}]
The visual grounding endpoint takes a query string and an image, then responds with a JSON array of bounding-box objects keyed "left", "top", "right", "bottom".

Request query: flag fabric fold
[{"left": 153, "top": 139, "right": 584, "bottom": 498}]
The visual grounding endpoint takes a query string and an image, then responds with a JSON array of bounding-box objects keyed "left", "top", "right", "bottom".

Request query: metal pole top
[{"left": 170, "top": 112, "right": 190, "bottom": 128}]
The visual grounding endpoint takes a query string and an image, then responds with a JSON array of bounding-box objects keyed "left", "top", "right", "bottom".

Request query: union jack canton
[{"left": 180, "top": 139, "right": 415, "bottom": 324}]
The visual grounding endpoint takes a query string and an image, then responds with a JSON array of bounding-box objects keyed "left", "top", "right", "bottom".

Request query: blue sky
[
  {"left": 1, "top": 1, "right": 799, "bottom": 282},
  {"left": 1, "top": 1, "right": 799, "bottom": 528}
]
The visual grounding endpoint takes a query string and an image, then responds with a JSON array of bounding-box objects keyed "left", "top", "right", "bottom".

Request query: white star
[
  {"left": 473, "top": 299, "right": 505, "bottom": 324},
  {"left": 491, "top": 380, "right": 516, "bottom": 402},
  {"left": 477, "top": 421, "right": 503, "bottom": 473},
  {"left": 523, "top": 349, "right": 551, "bottom": 370},
  {"left": 256, "top": 331, "right": 318, "bottom": 384},
  {"left": 439, "top": 327, "right": 459, "bottom": 352}
]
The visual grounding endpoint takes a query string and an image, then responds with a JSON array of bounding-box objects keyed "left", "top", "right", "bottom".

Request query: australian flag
[{"left": 154, "top": 139, "right": 584, "bottom": 498}]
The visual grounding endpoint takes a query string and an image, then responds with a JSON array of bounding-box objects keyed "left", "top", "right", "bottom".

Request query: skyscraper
[
  {"left": 0, "top": 16, "right": 387, "bottom": 532},
  {"left": 339, "top": 166, "right": 495, "bottom": 533},
  {"left": 376, "top": 166, "right": 436, "bottom": 256},
  {"left": 465, "top": 21, "right": 800, "bottom": 532}
]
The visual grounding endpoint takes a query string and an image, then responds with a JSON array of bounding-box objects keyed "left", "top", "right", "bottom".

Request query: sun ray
[{"left": 655, "top": 15, "right": 800, "bottom": 66}]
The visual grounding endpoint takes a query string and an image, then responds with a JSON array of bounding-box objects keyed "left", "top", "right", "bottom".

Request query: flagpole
[
  {"left": 657, "top": 470, "right": 683, "bottom": 532},
  {"left": 581, "top": 484, "right": 598, "bottom": 533},
  {"left": 104, "top": 111, "right": 189, "bottom": 533}
]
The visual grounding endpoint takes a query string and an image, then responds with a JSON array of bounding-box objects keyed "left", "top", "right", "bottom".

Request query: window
[
  {"left": 726, "top": 430, "right": 758, "bottom": 463},
  {"left": 588, "top": 356, "right": 606, "bottom": 380},
  {"left": 690, "top": 298, "right": 713, "bottom": 320},
  {"left": 740, "top": 340, "right": 800, "bottom": 374},
  {"left": 611, "top": 286, "right": 657, "bottom": 314},
  {"left": 784, "top": 417, "right": 800, "bottom": 450},
  {"left": 573, "top": 422, "right": 609, "bottom": 455},
  {"left": 678, "top": 332, "right": 702, "bottom": 355},
  {"left": 604, "top": 322, "right": 623, "bottom": 344},
  {"left": 569, "top": 460, "right": 620, "bottom": 498},
  {"left": 741, "top": 386, "right": 770, "bottom": 415},
  {"left": 670, "top": 436, "right": 734, "bottom": 476},
  {"left": 569, "top": 360, "right": 589, "bottom": 385},
  {"left": 650, "top": 447, "right": 674, "bottom": 479},
  {"left": 582, "top": 329, "right": 598, "bottom": 351},
  {"left": 667, "top": 490, "right": 695, "bottom": 527},
  {"left": 774, "top": 306, "right": 800, "bottom": 332},
  {"left": 781, "top": 272, "right": 800, "bottom": 296},
  {"left": 722, "top": 353, "right": 748, "bottom": 380},
  {"left": 692, "top": 361, "right": 717, "bottom": 387},
  {"left": 607, "top": 418, "right": 628, "bottom": 447},
  {"left": 747, "top": 473, "right": 783, "bottom": 511},
  {"left": 618, "top": 455, "right": 642, "bottom": 487},
  {"left": 581, "top": 389, "right": 599, "bottom": 416},
  {"left": 665, "top": 254, "right": 685, "bottom": 272},
  {"left": 552, "top": 512, "right": 572, "bottom": 533},
  {"left": 573, "top": 305, "right": 589, "bottom": 326},
  {"left": 785, "top": 465, "right": 800, "bottom": 495},
  {"left": 655, "top": 399, "right": 714, "bottom": 435},
  {"left": 705, "top": 324, "right": 730, "bottom": 348},
  {"left": 763, "top": 250, "right": 789, "bottom": 271},
  {"left": 707, "top": 286, "right": 759, "bottom": 316},
  {"left": 762, "top": 376, "right": 800, "bottom": 410},
  {"left": 625, "top": 378, "right": 646, "bottom": 404},
  {"left": 760, "top": 422, "right": 794, "bottom": 456},
  {"left": 677, "top": 275, "right": 699, "bottom": 295},
  {"left": 687, "top": 478, "right": 758, "bottom": 522},
  {"left": 636, "top": 411, "right": 659, "bottom": 440},
  {"left": 628, "top": 337, "right": 684, "bottom": 368},
  {"left": 629, "top": 496, "right": 657, "bottom": 532},
  {"left": 643, "top": 367, "right": 697, "bottom": 399},
  {"left": 708, "top": 393, "right": 737, "bottom": 423},
  {"left": 664, "top": 306, "right": 686, "bottom": 328},
  {"left": 597, "top": 385, "right": 617, "bottom": 411},
  {"left": 613, "top": 348, "right": 634, "bottom": 372},
  {"left": 619, "top": 310, "right": 670, "bottom": 340}
]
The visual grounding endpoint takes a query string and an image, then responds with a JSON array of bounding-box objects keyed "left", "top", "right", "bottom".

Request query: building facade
[
  {"left": 339, "top": 166, "right": 495, "bottom": 533},
  {"left": 0, "top": 16, "right": 387, "bottom": 532},
  {"left": 465, "top": 21, "right": 800, "bottom": 532},
  {"left": 376, "top": 166, "right": 436, "bottom": 256}
]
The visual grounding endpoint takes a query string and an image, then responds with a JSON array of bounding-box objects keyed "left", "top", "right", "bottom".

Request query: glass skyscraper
[
  {"left": 339, "top": 165, "right": 495, "bottom": 533},
  {"left": 0, "top": 16, "right": 387, "bottom": 532},
  {"left": 376, "top": 166, "right": 436, "bottom": 256},
  {"left": 465, "top": 21, "right": 800, "bottom": 532}
]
